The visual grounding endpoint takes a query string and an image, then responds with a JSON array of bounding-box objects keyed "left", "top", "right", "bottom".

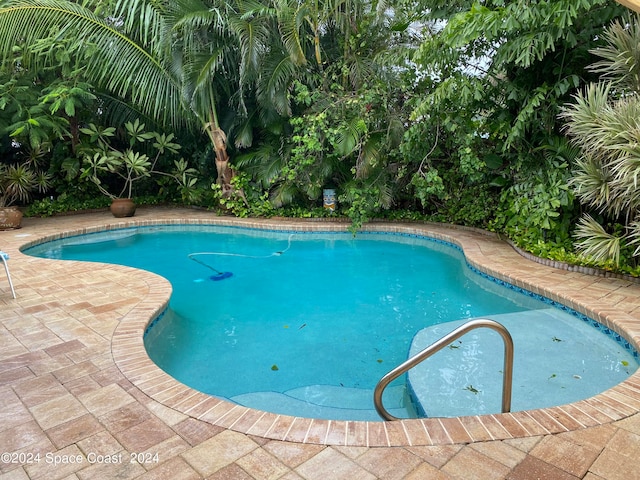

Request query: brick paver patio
[{"left": 1, "top": 207, "right": 639, "bottom": 479}]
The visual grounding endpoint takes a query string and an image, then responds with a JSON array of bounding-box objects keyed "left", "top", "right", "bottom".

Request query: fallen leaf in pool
[
  {"left": 271, "top": 365, "right": 279, "bottom": 371},
  {"left": 464, "top": 385, "right": 479, "bottom": 394}
]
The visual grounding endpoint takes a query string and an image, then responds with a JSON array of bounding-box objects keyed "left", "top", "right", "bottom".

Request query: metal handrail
[{"left": 373, "top": 318, "right": 514, "bottom": 421}]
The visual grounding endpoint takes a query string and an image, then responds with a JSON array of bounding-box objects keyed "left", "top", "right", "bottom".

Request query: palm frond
[
  {"left": 270, "top": 181, "right": 297, "bottom": 207},
  {"left": 589, "top": 15, "right": 640, "bottom": 94},
  {"left": 560, "top": 83, "right": 613, "bottom": 158},
  {"left": 334, "top": 117, "right": 367, "bottom": 157},
  {"left": 345, "top": 54, "right": 377, "bottom": 91},
  {"left": 574, "top": 214, "right": 622, "bottom": 266},
  {"left": 275, "top": 0, "right": 308, "bottom": 66},
  {"left": 563, "top": 87, "right": 640, "bottom": 219},
  {"left": 569, "top": 156, "right": 612, "bottom": 213},
  {"left": 228, "top": 0, "right": 273, "bottom": 84},
  {"left": 355, "top": 133, "right": 382, "bottom": 179},
  {"left": 182, "top": 48, "right": 226, "bottom": 120},
  {"left": 235, "top": 144, "right": 283, "bottom": 187},
  {"left": 377, "top": 181, "right": 394, "bottom": 209},
  {"left": 94, "top": 92, "right": 156, "bottom": 129},
  {"left": 112, "top": 0, "right": 168, "bottom": 55},
  {"left": 256, "top": 51, "right": 299, "bottom": 116},
  {"left": 628, "top": 220, "right": 640, "bottom": 257},
  {"left": 165, "top": 0, "right": 228, "bottom": 45},
  {"left": 0, "top": 0, "right": 184, "bottom": 128},
  {"left": 232, "top": 117, "right": 254, "bottom": 149}
]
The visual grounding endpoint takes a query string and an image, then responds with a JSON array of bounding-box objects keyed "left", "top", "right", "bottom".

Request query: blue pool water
[{"left": 26, "top": 225, "right": 639, "bottom": 421}]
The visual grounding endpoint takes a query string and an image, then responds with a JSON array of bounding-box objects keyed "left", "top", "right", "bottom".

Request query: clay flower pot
[
  {"left": 0, "top": 206, "right": 24, "bottom": 230},
  {"left": 109, "top": 198, "right": 137, "bottom": 218}
]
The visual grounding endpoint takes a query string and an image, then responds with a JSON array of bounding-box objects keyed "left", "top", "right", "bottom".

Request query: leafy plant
[
  {"left": 25, "top": 192, "right": 110, "bottom": 216},
  {"left": 405, "top": 0, "right": 623, "bottom": 238},
  {"left": 561, "top": 15, "right": 640, "bottom": 266},
  {"left": 0, "top": 159, "right": 51, "bottom": 207},
  {"left": 79, "top": 120, "right": 197, "bottom": 200},
  {"left": 340, "top": 183, "right": 392, "bottom": 233}
]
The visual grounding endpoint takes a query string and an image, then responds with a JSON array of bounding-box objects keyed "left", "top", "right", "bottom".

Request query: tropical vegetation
[
  {"left": 78, "top": 119, "right": 197, "bottom": 201},
  {"left": 561, "top": 17, "right": 640, "bottom": 268},
  {"left": 1, "top": 0, "right": 640, "bottom": 275}
]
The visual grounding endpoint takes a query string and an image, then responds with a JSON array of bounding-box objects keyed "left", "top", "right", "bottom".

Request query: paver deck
[{"left": 1, "top": 207, "right": 639, "bottom": 479}]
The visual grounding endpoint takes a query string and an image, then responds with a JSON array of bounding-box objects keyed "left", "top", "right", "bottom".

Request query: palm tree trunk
[
  {"left": 204, "top": 110, "right": 247, "bottom": 205},
  {"left": 210, "top": 127, "right": 231, "bottom": 189},
  {"left": 204, "top": 109, "right": 233, "bottom": 194}
]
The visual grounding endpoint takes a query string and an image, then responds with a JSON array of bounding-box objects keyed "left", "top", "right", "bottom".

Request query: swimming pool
[{"left": 26, "top": 225, "right": 639, "bottom": 421}]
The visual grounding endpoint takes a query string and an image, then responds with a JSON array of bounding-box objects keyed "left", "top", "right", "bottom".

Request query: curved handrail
[{"left": 374, "top": 318, "right": 514, "bottom": 421}]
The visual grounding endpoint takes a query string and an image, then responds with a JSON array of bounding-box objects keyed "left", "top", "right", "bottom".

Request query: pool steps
[
  {"left": 407, "top": 309, "right": 639, "bottom": 418},
  {"left": 231, "top": 384, "right": 415, "bottom": 421}
]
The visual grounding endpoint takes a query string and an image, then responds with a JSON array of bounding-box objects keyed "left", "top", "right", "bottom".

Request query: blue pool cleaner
[
  {"left": 210, "top": 271, "right": 233, "bottom": 281},
  {"left": 188, "top": 254, "right": 233, "bottom": 281}
]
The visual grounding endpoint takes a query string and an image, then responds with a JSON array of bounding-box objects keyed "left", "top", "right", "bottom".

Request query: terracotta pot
[
  {"left": 109, "top": 198, "right": 137, "bottom": 218},
  {"left": 0, "top": 206, "right": 23, "bottom": 230}
]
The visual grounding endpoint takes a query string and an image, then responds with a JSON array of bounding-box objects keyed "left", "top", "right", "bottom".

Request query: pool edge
[{"left": 19, "top": 214, "right": 640, "bottom": 447}]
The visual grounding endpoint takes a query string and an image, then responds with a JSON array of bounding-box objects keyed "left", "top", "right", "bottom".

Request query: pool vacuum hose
[{"left": 187, "top": 234, "right": 295, "bottom": 281}]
